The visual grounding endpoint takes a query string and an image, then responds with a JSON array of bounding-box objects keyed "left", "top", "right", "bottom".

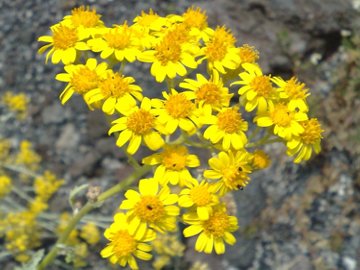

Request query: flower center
[
  {"left": 71, "top": 6, "right": 101, "bottom": 28},
  {"left": 135, "top": 9, "right": 159, "bottom": 27},
  {"left": 217, "top": 108, "right": 245, "bottom": 134},
  {"left": 300, "top": 118, "right": 323, "bottom": 144},
  {"left": 183, "top": 7, "right": 208, "bottom": 29},
  {"left": 196, "top": 83, "right": 221, "bottom": 106},
  {"left": 203, "top": 209, "right": 230, "bottom": 238},
  {"left": 99, "top": 73, "right": 130, "bottom": 98},
  {"left": 239, "top": 44, "right": 259, "bottom": 63},
  {"left": 111, "top": 230, "right": 137, "bottom": 257},
  {"left": 271, "top": 104, "right": 292, "bottom": 127},
  {"left": 154, "top": 37, "right": 182, "bottom": 65},
  {"left": 165, "top": 93, "right": 195, "bottom": 119},
  {"left": 126, "top": 109, "right": 155, "bottom": 135},
  {"left": 52, "top": 25, "right": 78, "bottom": 50},
  {"left": 190, "top": 185, "right": 211, "bottom": 206},
  {"left": 104, "top": 25, "right": 132, "bottom": 50},
  {"left": 252, "top": 150, "right": 270, "bottom": 169},
  {"left": 134, "top": 195, "right": 165, "bottom": 223},
  {"left": 205, "top": 42, "right": 227, "bottom": 62},
  {"left": 249, "top": 75, "right": 273, "bottom": 98},
  {"left": 70, "top": 67, "right": 99, "bottom": 94},
  {"left": 222, "top": 165, "right": 249, "bottom": 190},
  {"left": 283, "top": 77, "right": 308, "bottom": 99},
  {"left": 161, "top": 145, "right": 188, "bottom": 170}
]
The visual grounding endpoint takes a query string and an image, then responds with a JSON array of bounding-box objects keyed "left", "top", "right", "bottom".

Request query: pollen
[
  {"left": 71, "top": 6, "right": 101, "bottom": 28},
  {"left": 190, "top": 185, "right": 211, "bottom": 206},
  {"left": 283, "top": 77, "right": 309, "bottom": 99},
  {"left": 165, "top": 93, "right": 195, "bottom": 119},
  {"left": 222, "top": 165, "right": 249, "bottom": 190},
  {"left": 183, "top": 7, "right": 208, "bottom": 29},
  {"left": 52, "top": 25, "right": 78, "bottom": 50},
  {"left": 126, "top": 109, "right": 155, "bottom": 135},
  {"left": 239, "top": 44, "right": 259, "bottom": 63},
  {"left": 111, "top": 230, "right": 137, "bottom": 257},
  {"left": 134, "top": 195, "right": 165, "bottom": 223},
  {"left": 249, "top": 75, "right": 273, "bottom": 98},
  {"left": 271, "top": 103, "right": 292, "bottom": 127},
  {"left": 70, "top": 67, "right": 99, "bottom": 94},
  {"left": 161, "top": 145, "right": 188, "bottom": 170},
  {"left": 203, "top": 209, "right": 230, "bottom": 238},
  {"left": 154, "top": 37, "right": 182, "bottom": 65},
  {"left": 99, "top": 73, "right": 130, "bottom": 98},
  {"left": 104, "top": 25, "right": 132, "bottom": 50},
  {"left": 300, "top": 118, "right": 323, "bottom": 144},
  {"left": 196, "top": 83, "right": 221, "bottom": 106},
  {"left": 217, "top": 108, "right": 244, "bottom": 133}
]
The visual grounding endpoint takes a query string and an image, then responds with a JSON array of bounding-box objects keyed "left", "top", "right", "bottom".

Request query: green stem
[{"left": 37, "top": 165, "right": 152, "bottom": 270}]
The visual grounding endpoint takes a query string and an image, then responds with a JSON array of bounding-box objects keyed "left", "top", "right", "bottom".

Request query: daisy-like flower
[
  {"left": 101, "top": 213, "right": 155, "bottom": 269},
  {"left": 254, "top": 102, "right": 308, "bottom": 139},
  {"left": 120, "top": 178, "right": 180, "bottom": 237},
  {"left": 179, "top": 179, "right": 219, "bottom": 220},
  {"left": 84, "top": 69, "right": 142, "bottom": 115},
  {"left": 182, "top": 6, "right": 213, "bottom": 42},
  {"left": 232, "top": 63, "right": 276, "bottom": 112},
  {"left": 132, "top": 9, "right": 167, "bottom": 32},
  {"left": 108, "top": 97, "right": 164, "bottom": 154},
  {"left": 151, "top": 89, "right": 199, "bottom": 135},
  {"left": 55, "top": 58, "right": 108, "bottom": 104},
  {"left": 183, "top": 205, "right": 238, "bottom": 254},
  {"left": 179, "top": 70, "right": 233, "bottom": 111},
  {"left": 203, "top": 107, "right": 248, "bottom": 150},
  {"left": 61, "top": 5, "right": 105, "bottom": 38},
  {"left": 38, "top": 24, "right": 89, "bottom": 64},
  {"left": 142, "top": 144, "right": 200, "bottom": 186},
  {"left": 204, "top": 150, "right": 252, "bottom": 195},
  {"left": 286, "top": 118, "right": 323, "bottom": 163},
  {"left": 272, "top": 76, "right": 310, "bottom": 112},
  {"left": 238, "top": 44, "right": 259, "bottom": 64},
  {"left": 199, "top": 26, "right": 240, "bottom": 74},
  {"left": 138, "top": 28, "right": 198, "bottom": 82},
  {"left": 251, "top": 149, "right": 270, "bottom": 170},
  {"left": 87, "top": 23, "right": 141, "bottom": 63}
]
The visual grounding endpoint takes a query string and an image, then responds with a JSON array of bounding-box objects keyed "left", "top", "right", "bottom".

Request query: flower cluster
[
  {"left": 1, "top": 91, "right": 29, "bottom": 120},
  {"left": 38, "top": 5, "right": 324, "bottom": 269},
  {"left": 0, "top": 139, "right": 64, "bottom": 262}
]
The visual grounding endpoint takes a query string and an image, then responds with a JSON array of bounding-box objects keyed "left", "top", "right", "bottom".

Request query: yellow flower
[
  {"left": 251, "top": 150, "right": 271, "bottom": 170},
  {"left": 34, "top": 171, "right": 64, "bottom": 201},
  {"left": 101, "top": 213, "right": 155, "bottom": 269},
  {"left": 232, "top": 63, "right": 275, "bottom": 112},
  {"left": 138, "top": 28, "right": 198, "bottom": 82},
  {"left": 142, "top": 144, "right": 200, "bottom": 186},
  {"left": 120, "top": 178, "right": 179, "bottom": 237},
  {"left": 272, "top": 76, "right": 310, "bottom": 112},
  {"left": 180, "top": 70, "right": 233, "bottom": 111},
  {"left": 255, "top": 102, "right": 308, "bottom": 139},
  {"left": 85, "top": 69, "right": 142, "bottom": 115},
  {"left": 151, "top": 89, "right": 199, "bottom": 135},
  {"left": 88, "top": 23, "right": 141, "bottom": 62},
  {"left": 109, "top": 97, "right": 164, "bottom": 154},
  {"left": 204, "top": 150, "right": 252, "bottom": 195},
  {"left": 182, "top": 6, "right": 213, "bottom": 41},
  {"left": 57, "top": 212, "right": 79, "bottom": 246},
  {"left": 61, "top": 5, "right": 105, "bottom": 38},
  {"left": 15, "top": 140, "right": 41, "bottom": 172},
  {"left": 55, "top": 58, "right": 108, "bottom": 104},
  {"left": 179, "top": 179, "right": 219, "bottom": 220},
  {"left": 238, "top": 44, "right": 259, "bottom": 64},
  {"left": 203, "top": 107, "right": 248, "bottom": 150},
  {"left": 0, "top": 175, "right": 12, "bottom": 197},
  {"left": 199, "top": 26, "right": 240, "bottom": 74},
  {"left": 38, "top": 24, "right": 89, "bottom": 64},
  {"left": 0, "top": 138, "right": 11, "bottom": 161},
  {"left": 132, "top": 9, "right": 167, "bottom": 31},
  {"left": 183, "top": 205, "right": 238, "bottom": 254},
  {"left": 81, "top": 222, "right": 101, "bottom": 245},
  {"left": 286, "top": 118, "right": 324, "bottom": 163},
  {"left": 1, "top": 92, "right": 28, "bottom": 119},
  {"left": 28, "top": 197, "right": 48, "bottom": 214}
]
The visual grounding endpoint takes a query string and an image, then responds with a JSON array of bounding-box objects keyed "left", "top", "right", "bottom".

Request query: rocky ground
[{"left": 1, "top": 0, "right": 360, "bottom": 269}]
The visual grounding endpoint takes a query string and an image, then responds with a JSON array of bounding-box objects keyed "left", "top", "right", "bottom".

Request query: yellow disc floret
[
  {"left": 70, "top": 67, "right": 99, "bottom": 94},
  {"left": 217, "top": 108, "right": 244, "bottom": 133},
  {"left": 165, "top": 93, "right": 195, "bottom": 119},
  {"left": 52, "top": 25, "right": 78, "bottom": 50},
  {"left": 126, "top": 109, "right": 155, "bottom": 135}
]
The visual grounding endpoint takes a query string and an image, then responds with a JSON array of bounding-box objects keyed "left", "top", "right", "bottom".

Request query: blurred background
[{"left": 1, "top": 0, "right": 360, "bottom": 269}]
